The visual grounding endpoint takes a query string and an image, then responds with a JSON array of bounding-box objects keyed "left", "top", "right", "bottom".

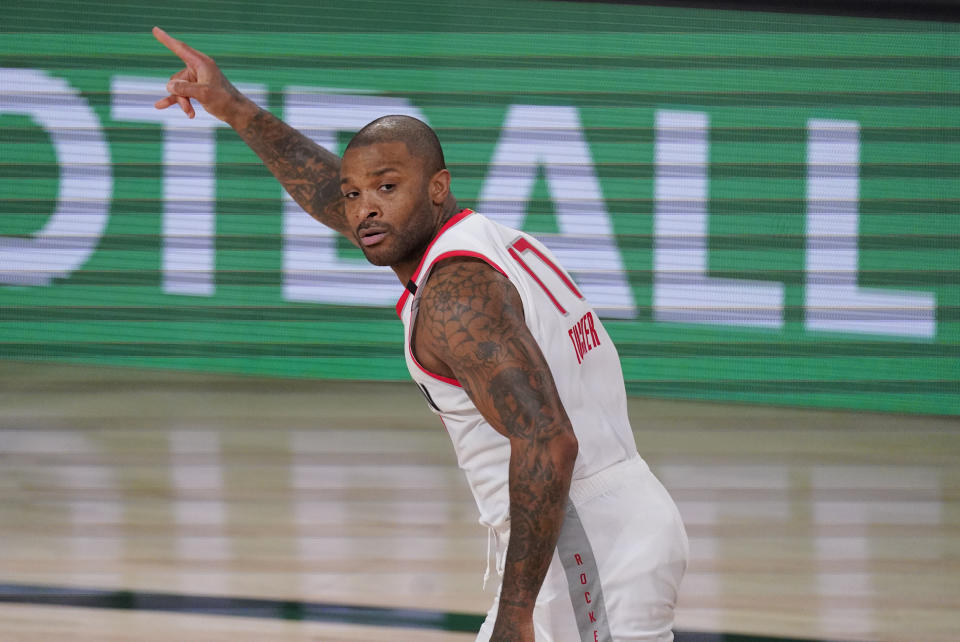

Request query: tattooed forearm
[
  {"left": 497, "top": 431, "right": 576, "bottom": 612},
  {"left": 417, "top": 259, "right": 578, "bottom": 633},
  {"left": 235, "top": 108, "right": 350, "bottom": 239}
]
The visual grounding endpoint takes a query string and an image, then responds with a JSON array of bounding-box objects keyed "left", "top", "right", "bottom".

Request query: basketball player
[{"left": 152, "top": 27, "right": 688, "bottom": 642}]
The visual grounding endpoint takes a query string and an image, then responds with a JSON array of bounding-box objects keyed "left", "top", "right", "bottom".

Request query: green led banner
[{"left": 1, "top": 2, "right": 958, "bottom": 414}]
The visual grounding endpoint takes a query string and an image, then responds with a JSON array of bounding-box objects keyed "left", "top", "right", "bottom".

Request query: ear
[{"left": 429, "top": 168, "right": 451, "bottom": 206}]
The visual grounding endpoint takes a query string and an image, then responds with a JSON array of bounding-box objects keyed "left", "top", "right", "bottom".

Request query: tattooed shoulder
[{"left": 417, "top": 257, "right": 523, "bottom": 365}]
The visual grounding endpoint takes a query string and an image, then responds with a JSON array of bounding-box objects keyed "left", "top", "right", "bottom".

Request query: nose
[{"left": 354, "top": 192, "right": 381, "bottom": 220}]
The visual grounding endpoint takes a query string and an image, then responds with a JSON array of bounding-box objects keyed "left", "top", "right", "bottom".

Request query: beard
[{"left": 359, "top": 194, "right": 437, "bottom": 268}]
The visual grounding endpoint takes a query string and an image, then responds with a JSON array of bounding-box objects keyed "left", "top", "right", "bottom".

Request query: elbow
[{"left": 553, "top": 429, "right": 579, "bottom": 473}]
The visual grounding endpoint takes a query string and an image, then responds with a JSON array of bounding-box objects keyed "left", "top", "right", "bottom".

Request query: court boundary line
[{"left": 0, "top": 581, "right": 864, "bottom": 641}]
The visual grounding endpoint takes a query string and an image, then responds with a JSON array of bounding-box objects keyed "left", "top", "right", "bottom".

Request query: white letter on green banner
[
  {"left": 111, "top": 76, "right": 266, "bottom": 297},
  {"left": 0, "top": 69, "right": 112, "bottom": 286},
  {"left": 806, "top": 119, "right": 935, "bottom": 338},
  {"left": 653, "top": 110, "right": 784, "bottom": 328}
]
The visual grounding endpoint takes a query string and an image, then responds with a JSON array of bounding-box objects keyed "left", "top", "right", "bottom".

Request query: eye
[
  {"left": 343, "top": 190, "right": 359, "bottom": 199},
  {"left": 379, "top": 183, "right": 395, "bottom": 192}
]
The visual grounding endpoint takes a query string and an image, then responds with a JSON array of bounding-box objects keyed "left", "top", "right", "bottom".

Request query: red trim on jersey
[
  {"left": 395, "top": 208, "right": 475, "bottom": 318},
  {"left": 411, "top": 352, "right": 462, "bottom": 387},
  {"left": 510, "top": 237, "right": 583, "bottom": 298},
  {"left": 405, "top": 249, "right": 509, "bottom": 389},
  {"left": 508, "top": 245, "right": 567, "bottom": 314}
]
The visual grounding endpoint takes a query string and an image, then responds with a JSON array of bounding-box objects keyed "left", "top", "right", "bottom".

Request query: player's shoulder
[
  {"left": 417, "top": 250, "right": 520, "bottom": 323},
  {"left": 416, "top": 256, "right": 525, "bottom": 351},
  {"left": 422, "top": 254, "right": 511, "bottom": 299},
  {"left": 419, "top": 211, "right": 512, "bottom": 277},
  {"left": 430, "top": 209, "right": 518, "bottom": 248},
  {"left": 414, "top": 209, "right": 528, "bottom": 308}
]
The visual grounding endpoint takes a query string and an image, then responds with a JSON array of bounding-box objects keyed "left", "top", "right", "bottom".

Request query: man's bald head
[{"left": 344, "top": 115, "right": 446, "bottom": 176}]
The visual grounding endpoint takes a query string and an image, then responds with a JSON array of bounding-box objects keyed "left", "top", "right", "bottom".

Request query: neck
[
  {"left": 436, "top": 196, "right": 461, "bottom": 227},
  {"left": 391, "top": 196, "right": 461, "bottom": 284}
]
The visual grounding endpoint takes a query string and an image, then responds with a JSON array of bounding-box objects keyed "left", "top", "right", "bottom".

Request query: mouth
[{"left": 358, "top": 228, "right": 388, "bottom": 247}]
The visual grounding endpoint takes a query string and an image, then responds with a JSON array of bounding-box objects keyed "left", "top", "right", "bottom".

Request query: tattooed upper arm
[{"left": 417, "top": 258, "right": 573, "bottom": 445}]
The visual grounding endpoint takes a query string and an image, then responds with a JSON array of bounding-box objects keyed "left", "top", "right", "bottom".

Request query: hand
[{"left": 151, "top": 26, "right": 255, "bottom": 126}]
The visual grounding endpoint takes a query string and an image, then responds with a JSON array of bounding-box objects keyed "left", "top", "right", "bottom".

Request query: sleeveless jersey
[{"left": 396, "top": 209, "right": 640, "bottom": 532}]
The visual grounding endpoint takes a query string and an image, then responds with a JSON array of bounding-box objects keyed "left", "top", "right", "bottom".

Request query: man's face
[{"left": 340, "top": 141, "right": 438, "bottom": 268}]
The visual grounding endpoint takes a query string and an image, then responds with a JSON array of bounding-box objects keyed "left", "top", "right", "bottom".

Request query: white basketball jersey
[{"left": 396, "top": 209, "right": 640, "bottom": 532}]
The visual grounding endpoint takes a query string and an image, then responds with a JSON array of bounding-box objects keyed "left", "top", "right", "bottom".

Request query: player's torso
[{"left": 396, "top": 209, "right": 638, "bottom": 530}]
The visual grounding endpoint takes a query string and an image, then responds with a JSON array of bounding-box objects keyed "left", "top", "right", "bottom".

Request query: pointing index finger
[{"left": 152, "top": 26, "right": 206, "bottom": 67}]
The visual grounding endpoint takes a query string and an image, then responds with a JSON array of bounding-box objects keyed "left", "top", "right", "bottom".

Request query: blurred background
[{"left": 1, "top": 1, "right": 958, "bottom": 640}]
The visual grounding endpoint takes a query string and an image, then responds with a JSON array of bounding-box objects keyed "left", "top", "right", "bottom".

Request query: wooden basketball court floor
[{"left": 1, "top": 361, "right": 957, "bottom": 641}]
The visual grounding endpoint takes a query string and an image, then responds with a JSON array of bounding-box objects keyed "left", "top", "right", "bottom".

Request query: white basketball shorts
[{"left": 476, "top": 456, "right": 689, "bottom": 642}]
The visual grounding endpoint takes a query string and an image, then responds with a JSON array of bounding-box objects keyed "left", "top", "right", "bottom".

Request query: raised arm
[
  {"left": 416, "top": 258, "right": 579, "bottom": 641},
  {"left": 151, "top": 27, "right": 351, "bottom": 240}
]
